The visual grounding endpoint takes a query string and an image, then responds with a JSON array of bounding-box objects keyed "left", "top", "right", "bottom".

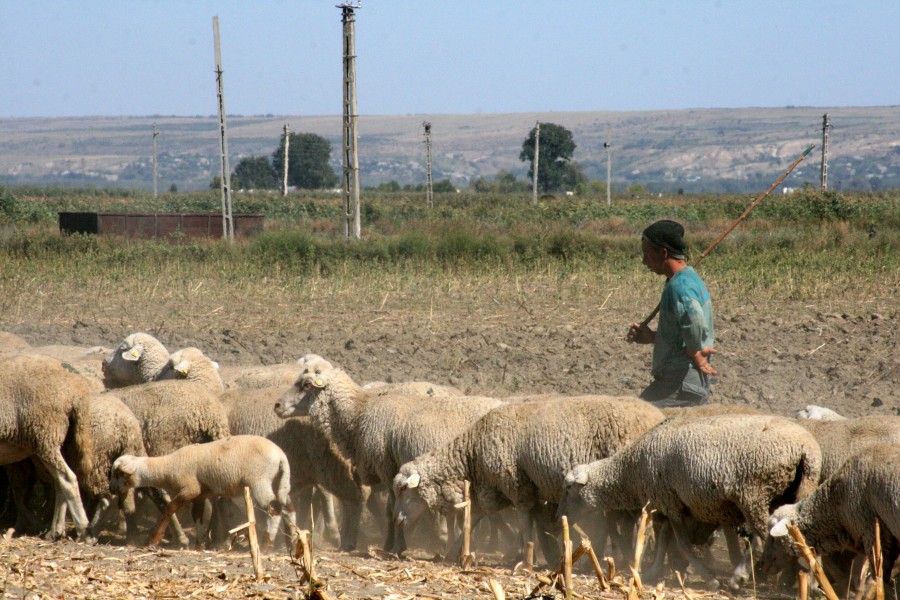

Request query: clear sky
[{"left": 1, "top": 1, "right": 897, "bottom": 119}]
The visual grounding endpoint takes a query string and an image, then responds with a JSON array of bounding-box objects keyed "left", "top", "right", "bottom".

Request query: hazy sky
[{"left": 2, "top": 1, "right": 897, "bottom": 118}]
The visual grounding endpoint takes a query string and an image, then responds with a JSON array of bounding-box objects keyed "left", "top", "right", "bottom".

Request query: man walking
[{"left": 627, "top": 219, "right": 717, "bottom": 407}]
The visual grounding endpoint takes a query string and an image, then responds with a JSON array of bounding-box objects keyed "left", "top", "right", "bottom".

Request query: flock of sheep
[{"left": 0, "top": 329, "right": 898, "bottom": 594}]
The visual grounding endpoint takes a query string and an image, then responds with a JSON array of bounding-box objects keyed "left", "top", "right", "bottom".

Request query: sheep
[
  {"left": 765, "top": 443, "right": 900, "bottom": 587},
  {"left": 222, "top": 386, "right": 365, "bottom": 550},
  {"left": 797, "top": 415, "right": 900, "bottom": 480},
  {"left": 273, "top": 362, "right": 505, "bottom": 554},
  {"left": 362, "top": 380, "right": 462, "bottom": 398},
  {"left": 220, "top": 353, "right": 333, "bottom": 391},
  {"left": 0, "top": 354, "right": 95, "bottom": 540},
  {"left": 102, "top": 332, "right": 171, "bottom": 388},
  {"left": 111, "top": 435, "right": 296, "bottom": 547},
  {"left": 394, "top": 395, "right": 666, "bottom": 564},
  {"left": 559, "top": 414, "right": 822, "bottom": 590},
  {"left": 795, "top": 404, "right": 847, "bottom": 421}
]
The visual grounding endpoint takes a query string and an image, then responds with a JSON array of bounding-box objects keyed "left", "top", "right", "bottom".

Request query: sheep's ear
[
  {"left": 574, "top": 470, "right": 588, "bottom": 485},
  {"left": 123, "top": 345, "right": 144, "bottom": 362},
  {"left": 769, "top": 517, "right": 790, "bottom": 538},
  {"left": 173, "top": 359, "right": 191, "bottom": 377},
  {"left": 406, "top": 472, "right": 420, "bottom": 489},
  {"left": 114, "top": 457, "right": 135, "bottom": 475}
]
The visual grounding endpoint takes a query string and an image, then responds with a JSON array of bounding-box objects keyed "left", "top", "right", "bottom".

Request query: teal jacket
[{"left": 652, "top": 266, "right": 715, "bottom": 379}]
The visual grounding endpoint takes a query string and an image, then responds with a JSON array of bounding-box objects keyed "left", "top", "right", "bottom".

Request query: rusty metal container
[{"left": 59, "top": 212, "right": 264, "bottom": 240}]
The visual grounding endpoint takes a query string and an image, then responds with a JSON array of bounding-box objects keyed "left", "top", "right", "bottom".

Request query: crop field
[{"left": 0, "top": 186, "right": 897, "bottom": 598}]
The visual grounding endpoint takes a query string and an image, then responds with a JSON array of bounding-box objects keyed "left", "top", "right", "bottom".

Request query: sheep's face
[
  {"left": 759, "top": 504, "right": 802, "bottom": 574},
  {"left": 110, "top": 455, "right": 140, "bottom": 493},
  {"left": 393, "top": 468, "right": 430, "bottom": 529},
  {"left": 274, "top": 367, "right": 326, "bottom": 418},
  {"left": 102, "top": 337, "right": 145, "bottom": 387},
  {"left": 557, "top": 465, "right": 590, "bottom": 522}
]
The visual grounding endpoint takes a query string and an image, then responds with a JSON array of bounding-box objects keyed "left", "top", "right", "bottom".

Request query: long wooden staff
[{"left": 632, "top": 143, "right": 815, "bottom": 331}]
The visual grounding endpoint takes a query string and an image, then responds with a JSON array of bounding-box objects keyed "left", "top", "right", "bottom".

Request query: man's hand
[
  {"left": 688, "top": 347, "right": 719, "bottom": 376},
  {"left": 627, "top": 322, "right": 656, "bottom": 344}
]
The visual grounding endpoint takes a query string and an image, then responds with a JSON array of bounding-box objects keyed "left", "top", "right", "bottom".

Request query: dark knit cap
[{"left": 642, "top": 219, "right": 687, "bottom": 257}]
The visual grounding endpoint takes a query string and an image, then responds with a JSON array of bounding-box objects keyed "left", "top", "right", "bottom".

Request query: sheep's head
[
  {"left": 103, "top": 332, "right": 167, "bottom": 388},
  {"left": 759, "top": 504, "right": 804, "bottom": 575},
  {"left": 557, "top": 464, "right": 591, "bottom": 522},
  {"left": 297, "top": 353, "right": 334, "bottom": 371},
  {"left": 393, "top": 463, "right": 431, "bottom": 529},
  {"left": 158, "top": 347, "right": 223, "bottom": 390},
  {"left": 795, "top": 404, "right": 846, "bottom": 421},
  {"left": 274, "top": 364, "right": 332, "bottom": 418},
  {"left": 110, "top": 455, "right": 141, "bottom": 493}
]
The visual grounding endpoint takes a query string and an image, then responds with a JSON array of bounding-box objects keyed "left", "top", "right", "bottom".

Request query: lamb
[
  {"left": 559, "top": 414, "right": 822, "bottom": 590},
  {"left": 765, "top": 443, "right": 900, "bottom": 585},
  {"left": 102, "top": 332, "right": 171, "bottom": 388},
  {"left": 795, "top": 404, "right": 847, "bottom": 421},
  {"left": 393, "top": 396, "right": 666, "bottom": 563},
  {"left": 111, "top": 435, "right": 296, "bottom": 547},
  {"left": 0, "top": 355, "right": 95, "bottom": 540},
  {"left": 797, "top": 415, "right": 900, "bottom": 480},
  {"left": 223, "top": 386, "right": 365, "bottom": 550},
  {"left": 273, "top": 362, "right": 505, "bottom": 553}
]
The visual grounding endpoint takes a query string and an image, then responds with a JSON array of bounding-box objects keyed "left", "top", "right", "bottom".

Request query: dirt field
[{"left": 1, "top": 286, "right": 897, "bottom": 598}]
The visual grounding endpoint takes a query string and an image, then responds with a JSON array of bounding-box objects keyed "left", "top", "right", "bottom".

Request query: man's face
[{"left": 641, "top": 238, "right": 667, "bottom": 275}]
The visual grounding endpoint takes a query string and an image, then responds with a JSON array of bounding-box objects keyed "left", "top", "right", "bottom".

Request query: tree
[
  {"left": 519, "top": 123, "right": 577, "bottom": 193},
  {"left": 232, "top": 156, "right": 277, "bottom": 190},
  {"left": 272, "top": 132, "right": 339, "bottom": 190}
]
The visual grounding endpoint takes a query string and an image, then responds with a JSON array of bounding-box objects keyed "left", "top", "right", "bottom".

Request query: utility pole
[
  {"left": 339, "top": 2, "right": 362, "bottom": 240},
  {"left": 212, "top": 16, "right": 234, "bottom": 242},
  {"left": 532, "top": 122, "right": 540, "bottom": 204},
  {"left": 282, "top": 124, "right": 290, "bottom": 196},
  {"left": 820, "top": 113, "right": 830, "bottom": 191},
  {"left": 423, "top": 121, "right": 434, "bottom": 208},
  {"left": 151, "top": 122, "right": 159, "bottom": 198},
  {"left": 604, "top": 126, "right": 612, "bottom": 207}
]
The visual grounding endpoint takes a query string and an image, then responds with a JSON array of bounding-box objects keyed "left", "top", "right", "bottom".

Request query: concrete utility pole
[
  {"left": 213, "top": 16, "right": 234, "bottom": 242},
  {"left": 604, "top": 133, "right": 612, "bottom": 207},
  {"left": 532, "top": 122, "right": 540, "bottom": 204},
  {"left": 339, "top": 2, "right": 362, "bottom": 240},
  {"left": 820, "top": 113, "right": 831, "bottom": 191},
  {"left": 152, "top": 122, "right": 159, "bottom": 198},
  {"left": 282, "top": 124, "right": 290, "bottom": 196},
  {"left": 423, "top": 121, "right": 434, "bottom": 208}
]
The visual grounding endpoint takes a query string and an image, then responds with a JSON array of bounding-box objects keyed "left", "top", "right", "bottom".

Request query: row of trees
[
  {"left": 228, "top": 132, "right": 339, "bottom": 191},
  {"left": 227, "top": 122, "right": 588, "bottom": 194}
]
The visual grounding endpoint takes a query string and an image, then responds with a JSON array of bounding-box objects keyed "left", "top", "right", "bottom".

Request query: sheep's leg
[
  {"left": 512, "top": 507, "right": 533, "bottom": 563},
  {"left": 645, "top": 519, "right": 673, "bottom": 584},
  {"left": 39, "top": 448, "right": 89, "bottom": 540},
  {"left": 87, "top": 497, "right": 114, "bottom": 537},
  {"left": 385, "top": 490, "right": 407, "bottom": 554},
  {"left": 314, "top": 487, "right": 341, "bottom": 547},
  {"left": 724, "top": 526, "right": 745, "bottom": 568},
  {"left": 337, "top": 494, "right": 363, "bottom": 552},
  {"left": 532, "top": 503, "right": 561, "bottom": 566},
  {"left": 669, "top": 517, "right": 720, "bottom": 590},
  {"left": 192, "top": 498, "right": 214, "bottom": 548},
  {"left": 145, "top": 488, "right": 190, "bottom": 546},
  {"left": 148, "top": 496, "right": 189, "bottom": 546}
]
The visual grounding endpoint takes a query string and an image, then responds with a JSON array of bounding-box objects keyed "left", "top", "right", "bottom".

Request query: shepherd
[{"left": 627, "top": 219, "right": 717, "bottom": 407}]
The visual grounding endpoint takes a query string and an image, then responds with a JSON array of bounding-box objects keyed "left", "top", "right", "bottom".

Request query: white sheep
[
  {"left": 795, "top": 404, "right": 847, "bottom": 421},
  {"left": 274, "top": 361, "right": 504, "bottom": 554},
  {"left": 765, "top": 443, "right": 900, "bottom": 585},
  {"left": 102, "top": 332, "right": 171, "bottom": 388},
  {"left": 394, "top": 395, "right": 666, "bottom": 563},
  {"left": 560, "top": 414, "right": 822, "bottom": 590},
  {"left": 0, "top": 354, "right": 95, "bottom": 540},
  {"left": 220, "top": 353, "right": 333, "bottom": 391},
  {"left": 222, "top": 386, "right": 365, "bottom": 550},
  {"left": 111, "top": 435, "right": 296, "bottom": 547}
]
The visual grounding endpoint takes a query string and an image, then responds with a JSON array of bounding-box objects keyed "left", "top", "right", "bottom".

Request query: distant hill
[{"left": 1, "top": 106, "right": 898, "bottom": 193}]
